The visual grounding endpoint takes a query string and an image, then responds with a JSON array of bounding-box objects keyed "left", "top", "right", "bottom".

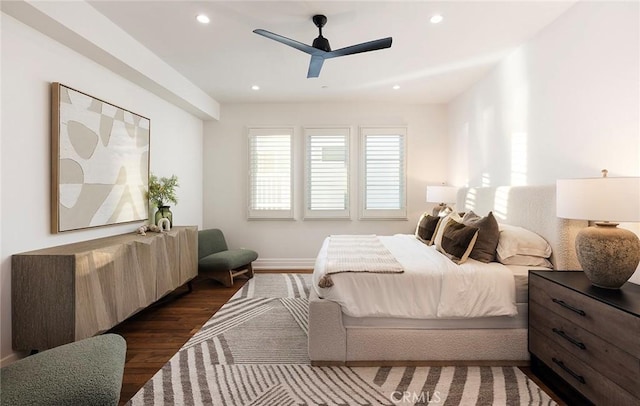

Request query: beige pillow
[{"left": 437, "top": 219, "right": 479, "bottom": 264}]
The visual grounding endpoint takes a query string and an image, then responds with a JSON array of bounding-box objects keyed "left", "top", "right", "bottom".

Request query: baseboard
[
  {"left": 1, "top": 351, "right": 23, "bottom": 367},
  {"left": 253, "top": 258, "right": 315, "bottom": 270}
]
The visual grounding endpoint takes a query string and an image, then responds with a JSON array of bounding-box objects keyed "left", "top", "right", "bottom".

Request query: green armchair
[
  {"left": 0, "top": 334, "right": 126, "bottom": 406},
  {"left": 198, "top": 229, "right": 258, "bottom": 287}
]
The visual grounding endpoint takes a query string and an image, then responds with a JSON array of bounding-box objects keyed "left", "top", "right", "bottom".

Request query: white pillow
[
  {"left": 497, "top": 253, "right": 553, "bottom": 268},
  {"left": 433, "top": 212, "right": 463, "bottom": 248},
  {"left": 497, "top": 223, "right": 552, "bottom": 259}
]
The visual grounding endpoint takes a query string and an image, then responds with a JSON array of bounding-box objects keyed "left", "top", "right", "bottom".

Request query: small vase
[{"left": 154, "top": 206, "right": 173, "bottom": 227}]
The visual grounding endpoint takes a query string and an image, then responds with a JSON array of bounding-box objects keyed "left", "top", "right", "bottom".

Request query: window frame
[
  {"left": 358, "top": 126, "right": 408, "bottom": 220},
  {"left": 247, "top": 127, "right": 294, "bottom": 220},
  {"left": 303, "top": 127, "right": 351, "bottom": 220}
]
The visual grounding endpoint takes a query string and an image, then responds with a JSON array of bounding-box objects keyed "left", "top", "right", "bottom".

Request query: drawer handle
[
  {"left": 552, "top": 357, "right": 586, "bottom": 384},
  {"left": 552, "top": 298, "right": 586, "bottom": 316},
  {"left": 552, "top": 328, "right": 586, "bottom": 350}
]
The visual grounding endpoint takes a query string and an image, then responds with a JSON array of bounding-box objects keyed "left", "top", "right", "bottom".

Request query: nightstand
[{"left": 528, "top": 271, "right": 640, "bottom": 406}]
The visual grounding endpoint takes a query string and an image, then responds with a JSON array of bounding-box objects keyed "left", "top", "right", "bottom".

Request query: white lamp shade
[
  {"left": 556, "top": 177, "right": 640, "bottom": 222},
  {"left": 426, "top": 185, "right": 458, "bottom": 203}
]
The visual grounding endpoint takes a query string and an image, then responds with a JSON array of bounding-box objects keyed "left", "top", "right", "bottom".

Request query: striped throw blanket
[{"left": 318, "top": 235, "right": 404, "bottom": 288}]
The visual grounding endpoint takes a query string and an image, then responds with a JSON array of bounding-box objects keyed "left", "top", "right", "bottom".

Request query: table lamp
[
  {"left": 426, "top": 185, "right": 457, "bottom": 217},
  {"left": 557, "top": 170, "right": 640, "bottom": 289}
]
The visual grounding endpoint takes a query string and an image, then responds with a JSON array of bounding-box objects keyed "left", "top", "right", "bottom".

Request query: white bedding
[{"left": 312, "top": 234, "right": 518, "bottom": 319}]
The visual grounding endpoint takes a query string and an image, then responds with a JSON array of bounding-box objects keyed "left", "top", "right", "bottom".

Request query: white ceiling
[{"left": 88, "top": 1, "right": 576, "bottom": 104}]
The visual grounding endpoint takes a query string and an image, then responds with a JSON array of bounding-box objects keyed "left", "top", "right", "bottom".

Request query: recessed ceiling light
[
  {"left": 392, "top": 85, "right": 400, "bottom": 90},
  {"left": 251, "top": 85, "right": 260, "bottom": 91},
  {"left": 196, "top": 14, "right": 210, "bottom": 24},
  {"left": 430, "top": 14, "right": 443, "bottom": 24}
]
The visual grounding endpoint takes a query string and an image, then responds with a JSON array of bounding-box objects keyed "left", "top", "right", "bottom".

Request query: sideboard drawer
[
  {"left": 530, "top": 303, "right": 640, "bottom": 398},
  {"left": 530, "top": 327, "right": 637, "bottom": 406},
  {"left": 529, "top": 273, "right": 640, "bottom": 357}
]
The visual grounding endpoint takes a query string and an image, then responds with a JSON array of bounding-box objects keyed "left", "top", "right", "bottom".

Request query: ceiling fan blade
[
  {"left": 253, "top": 29, "right": 318, "bottom": 55},
  {"left": 326, "top": 37, "right": 393, "bottom": 59},
  {"left": 307, "top": 55, "right": 325, "bottom": 78}
]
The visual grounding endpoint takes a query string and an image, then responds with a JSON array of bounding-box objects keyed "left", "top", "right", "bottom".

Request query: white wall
[
  {"left": 447, "top": 1, "right": 640, "bottom": 282},
  {"left": 448, "top": 0, "right": 639, "bottom": 186},
  {"left": 0, "top": 14, "right": 204, "bottom": 364},
  {"left": 204, "top": 103, "right": 448, "bottom": 267}
]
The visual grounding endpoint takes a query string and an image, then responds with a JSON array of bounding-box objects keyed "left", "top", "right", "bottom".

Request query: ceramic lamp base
[{"left": 576, "top": 223, "right": 640, "bottom": 289}]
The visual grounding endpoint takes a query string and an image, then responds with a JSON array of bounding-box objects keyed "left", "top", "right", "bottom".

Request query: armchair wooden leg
[
  {"left": 246, "top": 263, "right": 254, "bottom": 279},
  {"left": 222, "top": 271, "right": 233, "bottom": 287},
  {"left": 202, "top": 271, "right": 234, "bottom": 287}
]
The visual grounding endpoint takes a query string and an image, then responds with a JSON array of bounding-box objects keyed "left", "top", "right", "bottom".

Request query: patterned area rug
[{"left": 127, "top": 274, "right": 557, "bottom": 405}]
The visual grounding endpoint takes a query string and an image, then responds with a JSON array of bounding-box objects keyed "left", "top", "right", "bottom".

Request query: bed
[{"left": 308, "top": 185, "right": 586, "bottom": 365}]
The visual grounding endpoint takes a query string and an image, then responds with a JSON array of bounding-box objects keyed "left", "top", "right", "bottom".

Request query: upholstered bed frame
[{"left": 308, "top": 185, "right": 586, "bottom": 365}]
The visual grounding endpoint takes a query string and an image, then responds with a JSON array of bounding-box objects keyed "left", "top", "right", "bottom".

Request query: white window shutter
[
  {"left": 304, "top": 127, "right": 350, "bottom": 219},
  {"left": 248, "top": 128, "right": 294, "bottom": 219},
  {"left": 360, "top": 127, "right": 407, "bottom": 219}
]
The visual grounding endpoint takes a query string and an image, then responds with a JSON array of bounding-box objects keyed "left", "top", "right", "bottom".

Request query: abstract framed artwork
[{"left": 51, "top": 83, "right": 150, "bottom": 233}]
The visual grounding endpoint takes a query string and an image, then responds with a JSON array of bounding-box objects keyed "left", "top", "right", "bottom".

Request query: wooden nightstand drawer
[
  {"left": 530, "top": 303, "right": 640, "bottom": 398},
  {"left": 530, "top": 272, "right": 640, "bottom": 357},
  {"left": 530, "top": 327, "right": 637, "bottom": 406}
]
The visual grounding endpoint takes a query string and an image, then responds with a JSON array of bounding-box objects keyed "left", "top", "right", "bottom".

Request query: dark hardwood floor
[
  {"left": 108, "top": 274, "right": 249, "bottom": 405},
  {"left": 110, "top": 271, "right": 566, "bottom": 406}
]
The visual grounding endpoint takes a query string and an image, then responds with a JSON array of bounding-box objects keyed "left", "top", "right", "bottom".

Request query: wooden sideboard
[
  {"left": 12, "top": 226, "right": 198, "bottom": 351},
  {"left": 529, "top": 271, "right": 640, "bottom": 405}
]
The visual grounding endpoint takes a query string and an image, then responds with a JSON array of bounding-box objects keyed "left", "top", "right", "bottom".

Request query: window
[
  {"left": 304, "top": 127, "right": 350, "bottom": 219},
  {"left": 248, "top": 127, "right": 293, "bottom": 219},
  {"left": 359, "top": 126, "right": 407, "bottom": 219}
]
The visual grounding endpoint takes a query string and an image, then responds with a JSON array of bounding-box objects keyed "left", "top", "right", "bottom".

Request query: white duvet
[{"left": 312, "top": 234, "right": 517, "bottom": 319}]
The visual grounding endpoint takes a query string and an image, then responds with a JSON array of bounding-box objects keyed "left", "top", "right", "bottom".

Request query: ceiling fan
[{"left": 253, "top": 14, "right": 392, "bottom": 78}]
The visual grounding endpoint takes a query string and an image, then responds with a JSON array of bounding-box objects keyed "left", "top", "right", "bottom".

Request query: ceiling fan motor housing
[{"left": 312, "top": 36, "right": 331, "bottom": 52}]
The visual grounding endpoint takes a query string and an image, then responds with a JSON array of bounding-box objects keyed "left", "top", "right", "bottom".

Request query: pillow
[
  {"left": 461, "top": 211, "right": 500, "bottom": 263},
  {"left": 437, "top": 219, "right": 479, "bottom": 264},
  {"left": 497, "top": 253, "right": 553, "bottom": 268},
  {"left": 433, "top": 211, "right": 463, "bottom": 248},
  {"left": 497, "top": 223, "right": 552, "bottom": 259},
  {"left": 415, "top": 213, "right": 442, "bottom": 245}
]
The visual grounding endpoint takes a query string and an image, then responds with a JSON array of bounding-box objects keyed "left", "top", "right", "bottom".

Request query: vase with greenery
[{"left": 147, "top": 173, "right": 179, "bottom": 227}]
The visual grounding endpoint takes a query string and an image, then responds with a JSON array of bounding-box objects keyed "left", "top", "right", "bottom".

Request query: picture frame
[{"left": 51, "top": 83, "right": 150, "bottom": 233}]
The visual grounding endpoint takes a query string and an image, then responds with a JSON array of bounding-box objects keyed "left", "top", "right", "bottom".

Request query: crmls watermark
[{"left": 389, "top": 390, "right": 442, "bottom": 404}]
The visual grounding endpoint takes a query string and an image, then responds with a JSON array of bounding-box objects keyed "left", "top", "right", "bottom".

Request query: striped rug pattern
[{"left": 127, "top": 274, "right": 557, "bottom": 405}]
